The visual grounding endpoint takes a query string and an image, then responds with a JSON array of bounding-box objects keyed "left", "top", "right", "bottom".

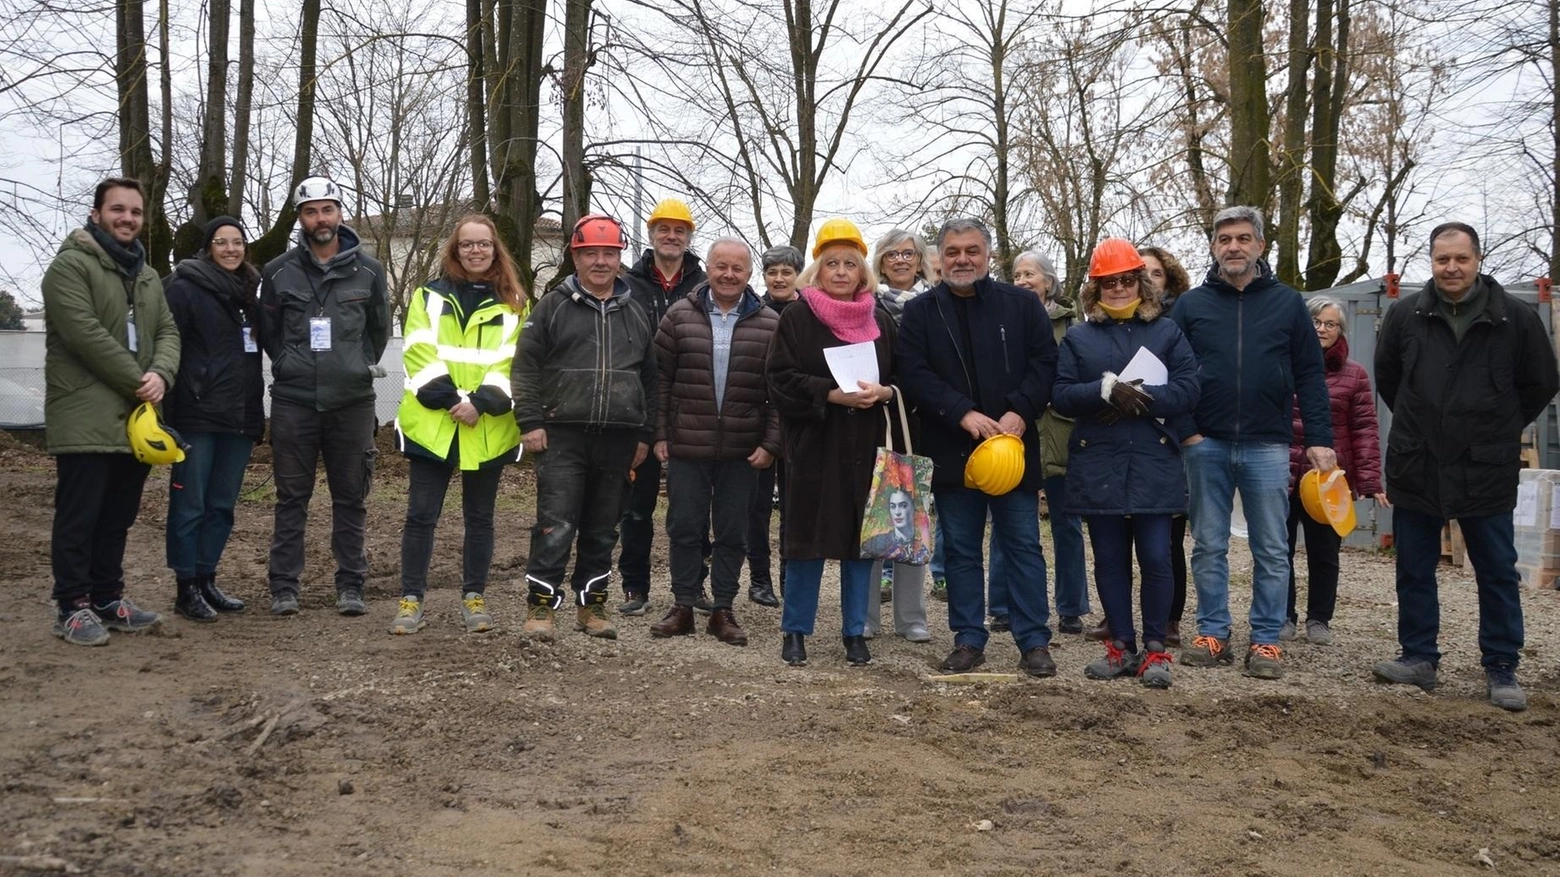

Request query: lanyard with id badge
[
  {"left": 242, "top": 320, "right": 258, "bottom": 353},
  {"left": 304, "top": 270, "right": 332, "bottom": 351}
]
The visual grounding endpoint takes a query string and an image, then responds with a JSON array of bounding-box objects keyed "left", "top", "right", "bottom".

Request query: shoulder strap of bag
[{"left": 881, "top": 389, "right": 913, "bottom": 456}]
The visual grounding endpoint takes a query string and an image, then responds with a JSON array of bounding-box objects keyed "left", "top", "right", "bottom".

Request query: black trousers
[
  {"left": 1286, "top": 490, "right": 1341, "bottom": 623},
  {"left": 1170, "top": 514, "right": 1188, "bottom": 622},
  {"left": 527, "top": 428, "right": 638, "bottom": 602},
  {"left": 666, "top": 457, "right": 754, "bottom": 609},
  {"left": 400, "top": 455, "right": 505, "bottom": 598},
  {"left": 617, "top": 454, "right": 662, "bottom": 595},
  {"left": 51, "top": 453, "right": 151, "bottom": 607},
  {"left": 267, "top": 398, "right": 377, "bottom": 596},
  {"left": 745, "top": 459, "right": 786, "bottom": 588}
]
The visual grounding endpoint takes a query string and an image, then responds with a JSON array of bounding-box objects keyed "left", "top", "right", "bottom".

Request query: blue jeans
[
  {"left": 1086, "top": 514, "right": 1172, "bottom": 648},
  {"left": 781, "top": 558, "right": 873, "bottom": 637},
  {"left": 1183, "top": 438, "right": 1291, "bottom": 644},
  {"left": 166, "top": 432, "right": 254, "bottom": 578},
  {"left": 1044, "top": 474, "right": 1091, "bottom": 617},
  {"left": 1392, "top": 506, "right": 1523, "bottom": 669},
  {"left": 936, "top": 485, "right": 1050, "bottom": 651}
]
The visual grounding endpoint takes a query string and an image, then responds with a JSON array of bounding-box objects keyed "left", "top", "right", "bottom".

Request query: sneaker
[
  {"left": 1019, "top": 646, "right": 1058, "bottom": 678},
  {"left": 1243, "top": 643, "right": 1285, "bottom": 680},
  {"left": 53, "top": 608, "right": 110, "bottom": 647},
  {"left": 618, "top": 591, "right": 649, "bottom": 616},
  {"left": 989, "top": 614, "right": 1011, "bottom": 633},
  {"left": 939, "top": 644, "right": 986, "bottom": 673},
  {"left": 390, "top": 596, "right": 426, "bottom": 635},
  {"left": 521, "top": 605, "right": 556, "bottom": 641},
  {"left": 93, "top": 598, "right": 163, "bottom": 633},
  {"left": 1279, "top": 619, "right": 1297, "bottom": 641},
  {"left": 1180, "top": 634, "right": 1232, "bottom": 667},
  {"left": 930, "top": 577, "right": 948, "bottom": 602},
  {"left": 461, "top": 592, "right": 494, "bottom": 633},
  {"left": 336, "top": 589, "right": 367, "bottom": 617},
  {"left": 1486, "top": 666, "right": 1528, "bottom": 712},
  {"left": 575, "top": 604, "right": 618, "bottom": 639},
  {"left": 899, "top": 623, "right": 932, "bottom": 644},
  {"left": 1138, "top": 643, "right": 1173, "bottom": 689},
  {"left": 880, "top": 576, "right": 893, "bottom": 604},
  {"left": 1084, "top": 641, "right": 1141, "bottom": 680},
  {"left": 270, "top": 592, "right": 300, "bottom": 616},
  {"left": 1058, "top": 615, "right": 1084, "bottom": 635},
  {"left": 1372, "top": 656, "right": 1437, "bottom": 690},
  {"left": 1304, "top": 619, "right": 1333, "bottom": 645}
]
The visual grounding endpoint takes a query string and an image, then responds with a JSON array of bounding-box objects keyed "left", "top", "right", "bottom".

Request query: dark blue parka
[
  {"left": 1053, "top": 299, "right": 1201, "bottom": 515},
  {"left": 897, "top": 276, "right": 1056, "bottom": 491}
]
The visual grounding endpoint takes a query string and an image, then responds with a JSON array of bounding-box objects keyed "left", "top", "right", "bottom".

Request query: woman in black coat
[
  {"left": 1053, "top": 239, "right": 1199, "bottom": 688},
  {"left": 162, "top": 216, "right": 265, "bottom": 621}
]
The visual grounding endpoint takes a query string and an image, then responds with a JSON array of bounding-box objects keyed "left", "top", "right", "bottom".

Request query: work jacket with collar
[
  {"left": 624, "top": 249, "right": 706, "bottom": 329},
  {"left": 1376, "top": 275, "right": 1560, "bottom": 517},
  {"left": 395, "top": 277, "right": 523, "bottom": 470},
  {"left": 163, "top": 257, "right": 264, "bottom": 439},
  {"left": 42, "top": 228, "right": 180, "bottom": 454},
  {"left": 654, "top": 285, "right": 781, "bottom": 461},
  {"left": 511, "top": 275, "right": 657, "bottom": 441},
  {"left": 896, "top": 276, "right": 1056, "bottom": 491},
  {"left": 259, "top": 225, "right": 391, "bottom": 412}
]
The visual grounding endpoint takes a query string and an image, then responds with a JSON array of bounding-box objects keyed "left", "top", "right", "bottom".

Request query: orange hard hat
[
  {"left": 571, "top": 214, "right": 627, "bottom": 250},
  {"left": 1299, "top": 469, "right": 1358, "bottom": 537},
  {"left": 1088, "top": 237, "right": 1146, "bottom": 278}
]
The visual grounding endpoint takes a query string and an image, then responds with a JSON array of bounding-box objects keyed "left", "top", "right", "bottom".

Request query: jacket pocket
[
  {"left": 1464, "top": 440, "right": 1520, "bottom": 505},
  {"left": 335, "top": 291, "right": 370, "bottom": 342},
  {"left": 1383, "top": 432, "right": 1424, "bottom": 487}
]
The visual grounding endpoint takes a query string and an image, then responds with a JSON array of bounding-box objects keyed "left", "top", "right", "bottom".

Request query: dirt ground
[{"left": 3, "top": 428, "right": 1560, "bottom": 877}]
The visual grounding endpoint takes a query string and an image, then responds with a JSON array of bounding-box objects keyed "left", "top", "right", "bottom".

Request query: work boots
[
  {"left": 175, "top": 577, "right": 218, "bottom": 622},
  {"left": 522, "top": 576, "right": 562, "bottom": 642},
  {"left": 574, "top": 587, "right": 617, "bottom": 639},
  {"left": 199, "top": 574, "right": 246, "bottom": 612}
]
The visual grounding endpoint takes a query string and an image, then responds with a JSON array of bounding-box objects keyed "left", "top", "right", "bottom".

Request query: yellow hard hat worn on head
[
  {"left": 964, "top": 434, "right": 1025, "bottom": 495},
  {"left": 647, "top": 198, "right": 695, "bottom": 231},
  {"left": 813, "top": 218, "right": 868, "bottom": 257},
  {"left": 127, "top": 401, "right": 188, "bottom": 465},
  {"left": 1299, "top": 468, "right": 1357, "bottom": 537}
]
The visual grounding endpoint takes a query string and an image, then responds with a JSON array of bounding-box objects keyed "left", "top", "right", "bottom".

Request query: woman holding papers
[
  {"left": 1052, "top": 238, "right": 1200, "bottom": 688},
  {"left": 766, "top": 218, "right": 899, "bottom": 668}
]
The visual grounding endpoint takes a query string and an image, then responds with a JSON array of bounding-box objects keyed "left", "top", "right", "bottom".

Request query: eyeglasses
[
  {"left": 209, "top": 238, "right": 245, "bottom": 248},
  {"left": 458, "top": 240, "right": 494, "bottom": 252},
  {"left": 883, "top": 249, "right": 918, "bottom": 263},
  {"left": 1097, "top": 275, "right": 1139, "bottom": 291},
  {"left": 1313, "top": 319, "right": 1342, "bottom": 330}
]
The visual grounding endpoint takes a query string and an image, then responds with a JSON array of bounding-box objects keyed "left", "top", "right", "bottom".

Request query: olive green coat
[
  {"left": 42, "top": 229, "right": 180, "bottom": 454},
  {"left": 1038, "top": 300, "right": 1076, "bottom": 479}
]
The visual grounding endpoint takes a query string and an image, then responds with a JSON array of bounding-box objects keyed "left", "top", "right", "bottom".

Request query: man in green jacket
[{"left": 43, "top": 177, "right": 180, "bottom": 645}]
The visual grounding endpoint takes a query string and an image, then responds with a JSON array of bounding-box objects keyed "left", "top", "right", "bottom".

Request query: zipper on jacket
[
  {"left": 1000, "top": 324, "right": 1010, "bottom": 374},
  {"left": 1235, "top": 292, "right": 1244, "bottom": 440}
]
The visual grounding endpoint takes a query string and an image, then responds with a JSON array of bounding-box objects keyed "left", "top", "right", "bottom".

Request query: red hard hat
[
  {"left": 571, "top": 214, "right": 627, "bottom": 250},
  {"left": 1088, "top": 237, "right": 1146, "bottom": 278}
]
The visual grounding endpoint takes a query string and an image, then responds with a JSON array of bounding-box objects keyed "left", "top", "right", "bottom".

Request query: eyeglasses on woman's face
[
  {"left": 1098, "top": 275, "right": 1139, "bottom": 291},
  {"left": 458, "top": 240, "right": 495, "bottom": 252},
  {"left": 883, "top": 249, "right": 917, "bottom": 263},
  {"left": 1313, "top": 319, "right": 1342, "bottom": 330}
]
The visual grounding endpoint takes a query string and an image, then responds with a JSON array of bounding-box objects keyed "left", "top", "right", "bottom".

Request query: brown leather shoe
[
  {"left": 1087, "top": 618, "right": 1112, "bottom": 642},
  {"left": 650, "top": 604, "right": 695, "bottom": 638},
  {"left": 1166, "top": 619, "right": 1182, "bottom": 647},
  {"left": 706, "top": 607, "right": 749, "bottom": 646}
]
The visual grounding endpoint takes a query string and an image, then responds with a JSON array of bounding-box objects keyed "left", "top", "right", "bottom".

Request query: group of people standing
[{"left": 38, "top": 176, "right": 1559, "bottom": 711}]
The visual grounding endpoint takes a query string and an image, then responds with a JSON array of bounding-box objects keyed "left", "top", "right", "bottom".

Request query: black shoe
[
  {"left": 989, "top": 614, "right": 1011, "bottom": 633},
  {"left": 782, "top": 632, "right": 807, "bottom": 666},
  {"left": 748, "top": 583, "right": 780, "bottom": 608},
  {"left": 199, "top": 575, "right": 245, "bottom": 612},
  {"left": 1058, "top": 615, "right": 1083, "bottom": 635},
  {"left": 337, "top": 589, "right": 367, "bottom": 616},
  {"left": 844, "top": 634, "right": 872, "bottom": 666},
  {"left": 939, "top": 644, "right": 986, "bottom": 673},
  {"left": 1021, "top": 646, "right": 1058, "bottom": 678},
  {"left": 271, "top": 592, "right": 300, "bottom": 616},
  {"left": 175, "top": 578, "right": 218, "bottom": 622}
]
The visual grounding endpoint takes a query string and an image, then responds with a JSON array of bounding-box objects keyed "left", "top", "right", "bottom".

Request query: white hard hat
[{"left": 292, "top": 176, "right": 343, "bottom": 209}]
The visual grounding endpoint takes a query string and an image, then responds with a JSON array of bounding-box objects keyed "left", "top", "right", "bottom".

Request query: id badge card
[
  {"left": 125, "top": 313, "right": 138, "bottom": 352},
  {"left": 242, "top": 322, "right": 258, "bottom": 353},
  {"left": 309, "top": 316, "right": 332, "bottom": 351}
]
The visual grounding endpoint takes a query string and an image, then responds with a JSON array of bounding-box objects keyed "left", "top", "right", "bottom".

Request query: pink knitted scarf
[{"left": 800, "top": 287, "right": 880, "bottom": 343}]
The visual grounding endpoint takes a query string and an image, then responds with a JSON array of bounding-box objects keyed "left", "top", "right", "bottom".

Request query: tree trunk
[
  {"left": 989, "top": 1, "right": 1015, "bottom": 277},
  {"left": 466, "top": 0, "right": 491, "bottom": 210},
  {"left": 1303, "top": 0, "right": 1349, "bottom": 289},
  {"left": 1551, "top": 0, "right": 1559, "bottom": 285},
  {"left": 227, "top": 0, "right": 254, "bottom": 218},
  {"left": 787, "top": 0, "right": 819, "bottom": 251},
  {"left": 1225, "top": 0, "right": 1271, "bottom": 211},
  {"left": 559, "top": 0, "right": 591, "bottom": 233},
  {"left": 174, "top": 0, "right": 232, "bottom": 261},
  {"left": 251, "top": 0, "right": 321, "bottom": 266},
  {"left": 490, "top": 0, "right": 545, "bottom": 293},
  {"left": 1274, "top": 0, "right": 1310, "bottom": 287}
]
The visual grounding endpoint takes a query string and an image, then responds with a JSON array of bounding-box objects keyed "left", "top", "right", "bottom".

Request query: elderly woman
[
  {"left": 768, "top": 219, "right": 899, "bottom": 667},
  {"left": 1284, "top": 296, "right": 1383, "bottom": 645},
  {"left": 1053, "top": 238, "right": 1200, "bottom": 688}
]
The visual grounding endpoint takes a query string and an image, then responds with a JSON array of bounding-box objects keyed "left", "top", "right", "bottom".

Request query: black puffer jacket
[
  {"left": 1376, "top": 275, "right": 1560, "bottom": 517},
  {"left": 624, "top": 249, "right": 705, "bottom": 328},
  {"left": 163, "top": 257, "right": 265, "bottom": 438},
  {"left": 654, "top": 285, "right": 780, "bottom": 461}
]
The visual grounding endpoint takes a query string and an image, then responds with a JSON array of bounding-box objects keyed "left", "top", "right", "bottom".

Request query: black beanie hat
[{"left": 202, "top": 215, "right": 247, "bottom": 252}]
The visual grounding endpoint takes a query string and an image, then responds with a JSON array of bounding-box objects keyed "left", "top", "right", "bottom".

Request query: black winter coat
[
  {"left": 896, "top": 277, "right": 1056, "bottom": 491},
  {"left": 1375, "top": 276, "right": 1560, "bottom": 517},
  {"left": 163, "top": 258, "right": 265, "bottom": 439},
  {"left": 624, "top": 250, "right": 706, "bottom": 329}
]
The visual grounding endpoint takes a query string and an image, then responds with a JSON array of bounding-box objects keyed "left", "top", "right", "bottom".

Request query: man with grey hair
[
  {"left": 648, "top": 238, "right": 781, "bottom": 645},
  {"left": 1169, "top": 206, "right": 1333, "bottom": 680}
]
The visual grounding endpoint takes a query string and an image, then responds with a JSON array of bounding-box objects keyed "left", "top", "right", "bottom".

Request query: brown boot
[
  {"left": 1087, "top": 617, "right": 1112, "bottom": 641},
  {"left": 521, "top": 605, "right": 556, "bottom": 642},
  {"left": 1166, "top": 619, "right": 1182, "bottom": 647},
  {"left": 706, "top": 607, "right": 749, "bottom": 646},
  {"left": 575, "top": 604, "right": 618, "bottom": 639},
  {"left": 650, "top": 604, "right": 696, "bottom": 638}
]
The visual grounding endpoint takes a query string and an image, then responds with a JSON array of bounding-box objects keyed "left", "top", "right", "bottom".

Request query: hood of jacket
[{"left": 295, "top": 223, "right": 366, "bottom": 272}]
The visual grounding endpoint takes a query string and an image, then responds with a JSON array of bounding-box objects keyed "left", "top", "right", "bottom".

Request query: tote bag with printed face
[{"left": 859, "top": 393, "right": 936, "bottom": 565}]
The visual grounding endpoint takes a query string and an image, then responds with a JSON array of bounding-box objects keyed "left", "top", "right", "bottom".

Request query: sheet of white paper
[
  {"left": 1515, "top": 481, "right": 1539, "bottom": 527},
  {"left": 1118, "top": 346, "right": 1168, "bottom": 386},
  {"left": 1550, "top": 484, "right": 1560, "bottom": 530},
  {"left": 823, "top": 341, "right": 880, "bottom": 393}
]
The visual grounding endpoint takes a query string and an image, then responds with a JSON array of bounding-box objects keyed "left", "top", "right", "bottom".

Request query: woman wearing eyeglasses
[
  {"left": 1053, "top": 239, "right": 1200, "bottom": 688},
  {"left": 390, "top": 215, "right": 527, "bottom": 635},
  {"left": 1282, "top": 297, "right": 1383, "bottom": 645}
]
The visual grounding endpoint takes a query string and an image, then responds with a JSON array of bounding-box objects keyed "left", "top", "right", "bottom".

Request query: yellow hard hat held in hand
[
  {"left": 127, "top": 401, "right": 189, "bottom": 465},
  {"left": 964, "top": 433, "right": 1025, "bottom": 495},
  {"left": 1299, "top": 468, "right": 1357, "bottom": 537}
]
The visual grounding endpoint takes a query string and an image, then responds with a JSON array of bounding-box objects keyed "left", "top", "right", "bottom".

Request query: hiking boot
[
  {"left": 1087, "top": 618, "right": 1112, "bottom": 641},
  {"left": 650, "top": 604, "right": 696, "bottom": 638},
  {"left": 707, "top": 608, "right": 749, "bottom": 646},
  {"left": 939, "top": 644, "right": 986, "bottom": 673},
  {"left": 390, "top": 596, "right": 426, "bottom": 635},
  {"left": 1279, "top": 619, "right": 1297, "bottom": 642},
  {"left": 1138, "top": 643, "right": 1173, "bottom": 689},
  {"left": 1305, "top": 619, "right": 1333, "bottom": 645},
  {"left": 199, "top": 575, "right": 246, "bottom": 612},
  {"left": 1181, "top": 635, "right": 1232, "bottom": 667},
  {"left": 53, "top": 608, "right": 109, "bottom": 647},
  {"left": 521, "top": 605, "right": 556, "bottom": 642},
  {"left": 461, "top": 593, "right": 494, "bottom": 633},
  {"left": 575, "top": 604, "right": 618, "bottom": 639},
  {"left": 930, "top": 576, "right": 948, "bottom": 602},
  {"left": 336, "top": 589, "right": 367, "bottom": 617},
  {"left": 270, "top": 592, "right": 300, "bottom": 616},
  {"left": 844, "top": 634, "right": 872, "bottom": 666},
  {"left": 1057, "top": 615, "right": 1084, "bottom": 635},
  {"left": 989, "top": 614, "right": 1011, "bottom": 633},
  {"left": 1486, "top": 666, "right": 1528, "bottom": 712},
  {"left": 175, "top": 577, "right": 219, "bottom": 623},
  {"left": 782, "top": 632, "right": 807, "bottom": 666},
  {"left": 1020, "top": 646, "right": 1058, "bottom": 678},
  {"left": 748, "top": 583, "right": 780, "bottom": 608},
  {"left": 1084, "top": 641, "right": 1141, "bottom": 680},
  {"left": 1243, "top": 643, "right": 1285, "bottom": 680},
  {"left": 618, "top": 591, "right": 649, "bottom": 616},
  {"left": 1371, "top": 656, "right": 1437, "bottom": 691},
  {"left": 93, "top": 598, "right": 163, "bottom": 633},
  {"left": 1165, "top": 620, "right": 1182, "bottom": 647}
]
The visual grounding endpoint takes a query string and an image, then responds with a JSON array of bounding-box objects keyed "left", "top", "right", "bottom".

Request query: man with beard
[{"left": 260, "top": 176, "right": 391, "bottom": 617}]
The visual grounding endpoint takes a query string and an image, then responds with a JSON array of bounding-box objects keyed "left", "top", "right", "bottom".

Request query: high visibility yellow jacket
[{"left": 395, "top": 278, "right": 523, "bottom": 470}]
